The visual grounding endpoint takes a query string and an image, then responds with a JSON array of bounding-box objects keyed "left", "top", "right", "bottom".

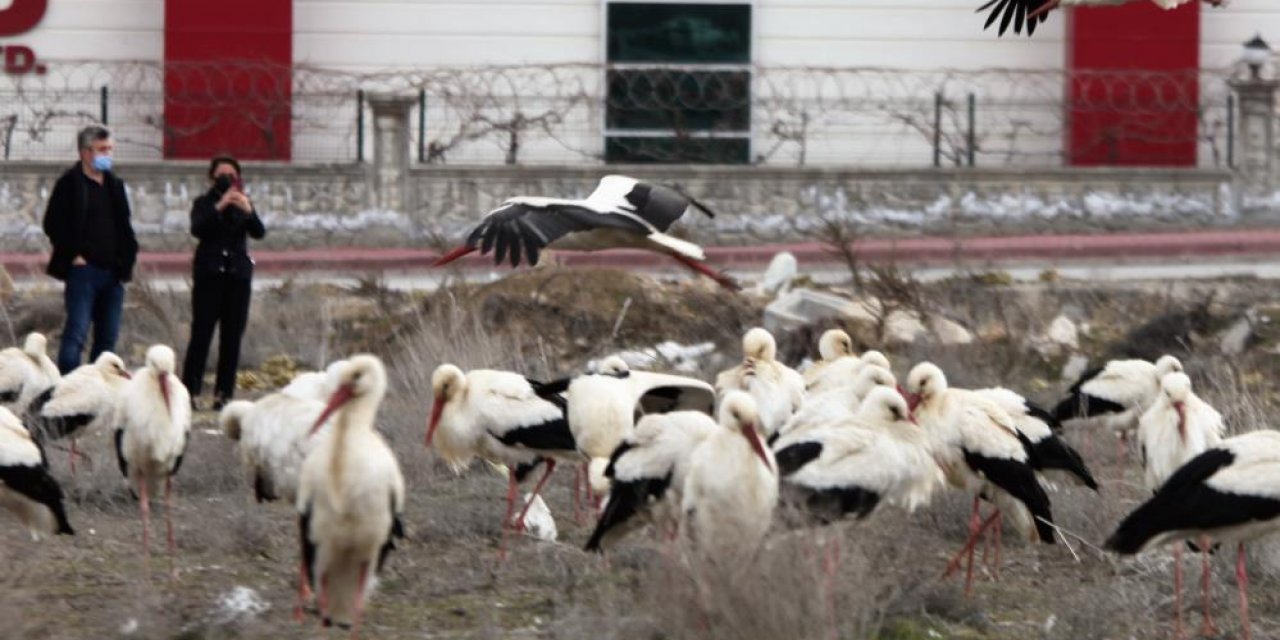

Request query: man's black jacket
[{"left": 42, "top": 164, "right": 139, "bottom": 282}]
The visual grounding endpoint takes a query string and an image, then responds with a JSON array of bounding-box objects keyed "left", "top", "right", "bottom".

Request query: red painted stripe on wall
[
  {"left": 163, "top": 0, "right": 292, "bottom": 161},
  {"left": 1066, "top": 3, "right": 1200, "bottom": 167}
]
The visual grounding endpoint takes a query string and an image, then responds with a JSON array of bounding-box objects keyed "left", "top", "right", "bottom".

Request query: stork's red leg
[
  {"left": 1173, "top": 544, "right": 1185, "bottom": 640},
  {"left": 499, "top": 467, "right": 517, "bottom": 560},
  {"left": 295, "top": 554, "right": 311, "bottom": 623},
  {"left": 351, "top": 562, "right": 369, "bottom": 640},
  {"left": 1200, "top": 538, "right": 1218, "bottom": 638},
  {"left": 139, "top": 479, "right": 152, "bottom": 576},
  {"left": 319, "top": 574, "right": 330, "bottom": 630},
  {"left": 572, "top": 464, "right": 584, "bottom": 526},
  {"left": 514, "top": 460, "right": 557, "bottom": 531},
  {"left": 943, "top": 510, "right": 1001, "bottom": 595},
  {"left": 432, "top": 245, "right": 478, "bottom": 267},
  {"left": 669, "top": 254, "right": 740, "bottom": 291},
  {"left": 1236, "top": 543, "right": 1251, "bottom": 640},
  {"left": 164, "top": 475, "right": 177, "bottom": 580}
]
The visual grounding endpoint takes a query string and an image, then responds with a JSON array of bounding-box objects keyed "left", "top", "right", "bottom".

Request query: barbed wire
[{"left": 0, "top": 60, "right": 1267, "bottom": 167}]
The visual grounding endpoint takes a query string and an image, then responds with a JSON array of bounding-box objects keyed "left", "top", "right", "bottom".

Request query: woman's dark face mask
[{"left": 214, "top": 174, "right": 235, "bottom": 194}]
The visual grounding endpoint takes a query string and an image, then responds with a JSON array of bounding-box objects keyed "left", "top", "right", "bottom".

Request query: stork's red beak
[
  {"left": 1174, "top": 401, "right": 1187, "bottom": 440},
  {"left": 311, "top": 383, "right": 354, "bottom": 436},
  {"left": 432, "top": 245, "right": 478, "bottom": 267},
  {"left": 425, "top": 397, "right": 445, "bottom": 447},
  {"left": 158, "top": 374, "right": 170, "bottom": 414},
  {"left": 120, "top": 369, "right": 132, "bottom": 380},
  {"left": 902, "top": 388, "right": 922, "bottom": 413},
  {"left": 742, "top": 423, "right": 773, "bottom": 473}
]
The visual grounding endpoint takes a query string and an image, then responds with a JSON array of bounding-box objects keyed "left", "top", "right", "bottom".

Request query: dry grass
[{"left": 2, "top": 271, "right": 1280, "bottom": 639}]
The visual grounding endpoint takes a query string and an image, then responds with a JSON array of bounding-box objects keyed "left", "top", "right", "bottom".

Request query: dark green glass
[{"left": 607, "top": 3, "right": 751, "bottom": 63}]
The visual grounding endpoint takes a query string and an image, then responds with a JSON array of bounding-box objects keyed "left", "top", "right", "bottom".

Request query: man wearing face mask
[
  {"left": 181, "top": 156, "right": 266, "bottom": 410},
  {"left": 42, "top": 125, "right": 140, "bottom": 374}
]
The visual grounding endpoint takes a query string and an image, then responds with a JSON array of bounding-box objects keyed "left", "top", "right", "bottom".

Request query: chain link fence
[{"left": 0, "top": 60, "right": 1261, "bottom": 168}]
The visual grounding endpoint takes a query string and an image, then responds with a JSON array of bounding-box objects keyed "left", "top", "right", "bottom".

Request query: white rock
[
  {"left": 1219, "top": 315, "right": 1252, "bottom": 356},
  {"left": 514, "top": 493, "right": 557, "bottom": 542},
  {"left": 757, "top": 251, "right": 798, "bottom": 297},
  {"left": 1062, "top": 354, "right": 1090, "bottom": 383},
  {"left": 215, "top": 586, "right": 270, "bottom": 623},
  {"left": 1046, "top": 315, "right": 1080, "bottom": 351},
  {"left": 929, "top": 316, "right": 974, "bottom": 345},
  {"left": 884, "top": 309, "right": 928, "bottom": 345}
]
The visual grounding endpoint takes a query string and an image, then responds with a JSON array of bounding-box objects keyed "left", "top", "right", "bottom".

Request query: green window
[{"left": 605, "top": 2, "right": 752, "bottom": 164}]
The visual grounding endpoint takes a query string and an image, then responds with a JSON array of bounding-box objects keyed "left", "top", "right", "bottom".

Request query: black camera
[{"left": 213, "top": 174, "right": 235, "bottom": 195}]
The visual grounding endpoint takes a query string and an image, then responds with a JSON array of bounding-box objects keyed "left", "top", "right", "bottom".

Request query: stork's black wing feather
[
  {"left": 464, "top": 202, "right": 642, "bottom": 267},
  {"left": 978, "top": 0, "right": 1054, "bottom": 37}
]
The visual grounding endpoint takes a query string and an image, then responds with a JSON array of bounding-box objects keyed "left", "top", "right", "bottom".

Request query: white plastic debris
[
  {"left": 514, "top": 493, "right": 557, "bottom": 542},
  {"left": 756, "top": 251, "right": 798, "bottom": 298},
  {"left": 214, "top": 586, "right": 270, "bottom": 623}
]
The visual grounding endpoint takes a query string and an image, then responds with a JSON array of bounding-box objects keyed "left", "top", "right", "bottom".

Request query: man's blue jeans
[{"left": 57, "top": 264, "right": 125, "bottom": 374}]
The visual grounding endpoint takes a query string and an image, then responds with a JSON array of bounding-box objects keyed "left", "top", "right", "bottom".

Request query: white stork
[
  {"left": 26, "top": 351, "right": 132, "bottom": 474},
  {"left": 425, "top": 363, "right": 579, "bottom": 551},
  {"left": 904, "top": 362, "right": 1056, "bottom": 596},
  {"left": 973, "top": 386, "right": 1099, "bottom": 491},
  {"left": 0, "top": 407, "right": 74, "bottom": 540},
  {"left": 296, "top": 355, "right": 406, "bottom": 635},
  {"left": 1052, "top": 354, "right": 1183, "bottom": 462},
  {"left": 773, "top": 365, "right": 898, "bottom": 444},
  {"left": 774, "top": 387, "right": 943, "bottom": 520},
  {"left": 113, "top": 345, "right": 191, "bottom": 577},
  {"left": 715, "top": 328, "right": 806, "bottom": 438},
  {"left": 432, "top": 175, "right": 736, "bottom": 289},
  {"left": 1136, "top": 372, "right": 1225, "bottom": 639},
  {"left": 583, "top": 409, "right": 720, "bottom": 552},
  {"left": 0, "top": 332, "right": 60, "bottom": 416},
  {"left": 1107, "top": 430, "right": 1280, "bottom": 640},
  {"left": 280, "top": 359, "right": 349, "bottom": 402},
  {"left": 220, "top": 394, "right": 326, "bottom": 504},
  {"left": 681, "top": 391, "right": 778, "bottom": 557},
  {"left": 979, "top": 0, "right": 1226, "bottom": 37},
  {"left": 801, "top": 329, "right": 857, "bottom": 388}
]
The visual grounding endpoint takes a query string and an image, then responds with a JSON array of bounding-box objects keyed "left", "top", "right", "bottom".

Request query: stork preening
[
  {"left": 974, "top": 386, "right": 1098, "bottom": 492},
  {"left": 296, "top": 355, "right": 406, "bottom": 635},
  {"left": 802, "top": 328, "right": 892, "bottom": 396},
  {"left": 0, "top": 332, "right": 60, "bottom": 416},
  {"left": 1052, "top": 354, "right": 1183, "bottom": 462},
  {"left": 1135, "top": 372, "right": 1225, "bottom": 639},
  {"left": 584, "top": 409, "right": 720, "bottom": 552},
  {"left": 113, "top": 345, "right": 191, "bottom": 577},
  {"left": 904, "top": 363, "right": 1056, "bottom": 595},
  {"left": 773, "top": 365, "right": 898, "bottom": 444},
  {"left": 715, "top": 328, "right": 806, "bottom": 438},
  {"left": 978, "top": 0, "right": 1226, "bottom": 37},
  {"left": 681, "top": 392, "right": 778, "bottom": 557},
  {"left": 433, "top": 175, "right": 737, "bottom": 289},
  {"left": 425, "top": 364, "right": 579, "bottom": 552},
  {"left": 220, "top": 391, "right": 328, "bottom": 504},
  {"left": 0, "top": 407, "right": 74, "bottom": 540},
  {"left": 27, "top": 352, "right": 132, "bottom": 474},
  {"left": 1107, "top": 430, "right": 1280, "bottom": 640}
]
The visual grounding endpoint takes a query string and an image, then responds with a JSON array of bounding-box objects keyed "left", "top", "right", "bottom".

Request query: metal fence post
[
  {"left": 100, "top": 86, "right": 109, "bottom": 125},
  {"left": 418, "top": 89, "right": 427, "bottom": 163},
  {"left": 933, "top": 91, "right": 943, "bottom": 168},
  {"left": 356, "top": 89, "right": 365, "bottom": 163},
  {"left": 966, "top": 93, "right": 976, "bottom": 167},
  {"left": 1227, "top": 93, "right": 1235, "bottom": 169}
]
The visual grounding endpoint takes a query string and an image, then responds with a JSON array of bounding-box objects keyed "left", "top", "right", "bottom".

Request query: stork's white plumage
[
  {"left": 1053, "top": 355, "right": 1183, "bottom": 426},
  {"left": 0, "top": 332, "right": 60, "bottom": 416},
  {"left": 774, "top": 388, "right": 943, "bottom": 519},
  {"left": 775, "top": 365, "right": 897, "bottom": 443},
  {"left": 220, "top": 393, "right": 327, "bottom": 504},
  {"left": 979, "top": 0, "right": 1225, "bottom": 37},
  {"left": 905, "top": 362, "right": 1055, "bottom": 595},
  {"left": 1135, "top": 372, "right": 1226, "bottom": 638},
  {"left": 27, "top": 351, "right": 132, "bottom": 473},
  {"left": 801, "top": 329, "right": 856, "bottom": 388},
  {"left": 681, "top": 392, "right": 778, "bottom": 557},
  {"left": 296, "top": 355, "right": 405, "bottom": 633},
  {"left": 280, "top": 359, "right": 349, "bottom": 403},
  {"left": 433, "top": 174, "right": 737, "bottom": 289},
  {"left": 114, "top": 345, "right": 191, "bottom": 576},
  {"left": 803, "top": 328, "right": 891, "bottom": 395},
  {"left": 0, "top": 407, "right": 74, "bottom": 540},
  {"left": 425, "top": 364, "right": 579, "bottom": 546},
  {"left": 560, "top": 356, "right": 715, "bottom": 493},
  {"left": 584, "top": 409, "right": 720, "bottom": 552},
  {"left": 715, "top": 328, "right": 806, "bottom": 438},
  {"left": 1108, "top": 430, "right": 1280, "bottom": 640}
]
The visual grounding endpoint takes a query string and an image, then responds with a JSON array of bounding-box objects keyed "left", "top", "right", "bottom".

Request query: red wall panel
[
  {"left": 164, "top": 0, "right": 292, "bottom": 160},
  {"left": 1066, "top": 3, "right": 1200, "bottom": 166}
]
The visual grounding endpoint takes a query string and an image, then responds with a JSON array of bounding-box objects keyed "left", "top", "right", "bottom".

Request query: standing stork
[
  {"left": 1052, "top": 354, "right": 1183, "bottom": 462},
  {"left": 715, "top": 328, "right": 806, "bottom": 438},
  {"left": 681, "top": 392, "right": 778, "bottom": 557},
  {"left": 0, "top": 407, "right": 74, "bottom": 540},
  {"left": 584, "top": 409, "right": 720, "bottom": 552},
  {"left": 425, "top": 364, "right": 579, "bottom": 551},
  {"left": 904, "top": 362, "right": 1056, "bottom": 595},
  {"left": 27, "top": 351, "right": 132, "bottom": 474},
  {"left": 978, "top": 0, "right": 1226, "bottom": 37},
  {"left": 1106, "top": 430, "right": 1280, "bottom": 640},
  {"left": 114, "top": 345, "right": 191, "bottom": 577},
  {"left": 0, "top": 332, "right": 60, "bottom": 416},
  {"left": 296, "top": 355, "right": 406, "bottom": 635},
  {"left": 432, "top": 175, "right": 737, "bottom": 289},
  {"left": 1136, "top": 372, "right": 1225, "bottom": 639}
]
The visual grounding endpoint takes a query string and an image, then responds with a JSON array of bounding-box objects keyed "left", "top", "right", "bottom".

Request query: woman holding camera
[{"left": 181, "top": 156, "right": 266, "bottom": 410}]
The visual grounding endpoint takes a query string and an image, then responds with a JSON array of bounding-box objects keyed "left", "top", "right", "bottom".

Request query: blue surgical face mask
[{"left": 92, "top": 153, "right": 113, "bottom": 172}]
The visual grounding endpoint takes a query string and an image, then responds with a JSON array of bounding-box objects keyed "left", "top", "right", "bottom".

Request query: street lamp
[{"left": 1242, "top": 34, "right": 1272, "bottom": 80}]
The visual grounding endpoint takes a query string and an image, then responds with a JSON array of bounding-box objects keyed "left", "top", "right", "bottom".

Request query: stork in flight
[
  {"left": 432, "top": 175, "right": 739, "bottom": 290},
  {"left": 978, "top": 0, "right": 1227, "bottom": 37}
]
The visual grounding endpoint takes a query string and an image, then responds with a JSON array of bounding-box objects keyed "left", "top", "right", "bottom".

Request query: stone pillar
[
  {"left": 367, "top": 94, "right": 416, "bottom": 211},
  {"left": 1228, "top": 77, "right": 1279, "bottom": 204}
]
